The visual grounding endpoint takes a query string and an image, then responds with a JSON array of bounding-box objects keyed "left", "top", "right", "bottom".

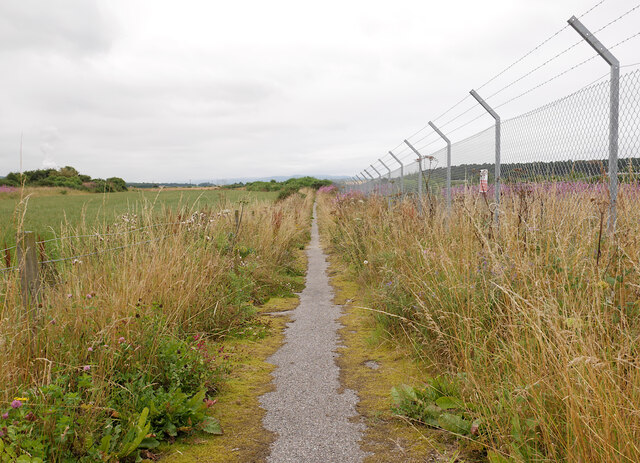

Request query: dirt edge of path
[
  {"left": 160, "top": 294, "right": 302, "bottom": 463},
  {"left": 321, "top": 245, "right": 463, "bottom": 462}
]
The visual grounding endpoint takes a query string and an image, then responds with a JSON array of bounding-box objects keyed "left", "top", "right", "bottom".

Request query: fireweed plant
[
  {"left": 319, "top": 183, "right": 640, "bottom": 462},
  {"left": 0, "top": 191, "right": 313, "bottom": 461}
]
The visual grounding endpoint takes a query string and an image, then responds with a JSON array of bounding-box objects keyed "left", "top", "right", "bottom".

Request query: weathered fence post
[
  {"left": 568, "top": 15, "right": 620, "bottom": 234},
  {"left": 404, "top": 139, "right": 424, "bottom": 215},
  {"left": 470, "top": 89, "right": 501, "bottom": 226},
  {"left": 379, "top": 158, "right": 392, "bottom": 207},
  {"left": 369, "top": 164, "right": 381, "bottom": 196},
  {"left": 17, "top": 231, "right": 41, "bottom": 313},
  {"left": 428, "top": 121, "right": 452, "bottom": 214},
  {"left": 364, "top": 169, "right": 375, "bottom": 195},
  {"left": 354, "top": 174, "right": 363, "bottom": 194},
  {"left": 389, "top": 150, "right": 404, "bottom": 197}
]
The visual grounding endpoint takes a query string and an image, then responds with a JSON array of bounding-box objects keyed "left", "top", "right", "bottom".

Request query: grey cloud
[
  {"left": 0, "top": 1, "right": 113, "bottom": 56},
  {"left": 0, "top": 0, "right": 637, "bottom": 183}
]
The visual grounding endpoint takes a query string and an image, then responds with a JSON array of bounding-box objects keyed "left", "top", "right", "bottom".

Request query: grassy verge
[
  {"left": 0, "top": 187, "right": 277, "bottom": 248},
  {"left": 160, "top": 296, "right": 300, "bottom": 463},
  {"left": 327, "top": 255, "right": 467, "bottom": 462},
  {"left": 318, "top": 186, "right": 640, "bottom": 462},
  {"left": 0, "top": 190, "right": 313, "bottom": 462}
]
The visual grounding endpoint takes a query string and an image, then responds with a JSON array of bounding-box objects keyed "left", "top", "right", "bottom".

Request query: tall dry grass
[
  {"left": 320, "top": 186, "right": 640, "bottom": 462},
  {"left": 0, "top": 191, "right": 313, "bottom": 460}
]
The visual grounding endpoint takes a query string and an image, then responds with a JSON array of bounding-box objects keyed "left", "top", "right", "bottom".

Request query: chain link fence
[{"left": 345, "top": 67, "right": 640, "bottom": 231}]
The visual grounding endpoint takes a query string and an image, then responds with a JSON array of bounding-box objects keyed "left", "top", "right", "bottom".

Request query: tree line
[{"left": 0, "top": 166, "right": 127, "bottom": 193}]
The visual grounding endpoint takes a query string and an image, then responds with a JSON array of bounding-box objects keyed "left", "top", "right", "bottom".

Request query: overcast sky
[{"left": 1, "top": 0, "right": 638, "bottom": 182}]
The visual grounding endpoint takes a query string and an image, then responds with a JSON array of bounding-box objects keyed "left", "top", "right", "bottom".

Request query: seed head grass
[{"left": 320, "top": 185, "right": 640, "bottom": 462}]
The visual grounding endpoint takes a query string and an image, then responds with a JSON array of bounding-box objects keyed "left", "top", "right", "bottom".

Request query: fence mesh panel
[{"left": 345, "top": 69, "right": 640, "bottom": 213}]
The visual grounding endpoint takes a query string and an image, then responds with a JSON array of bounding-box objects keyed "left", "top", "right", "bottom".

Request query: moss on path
[
  {"left": 160, "top": 296, "right": 298, "bottom": 463},
  {"left": 328, "top": 255, "right": 463, "bottom": 462}
]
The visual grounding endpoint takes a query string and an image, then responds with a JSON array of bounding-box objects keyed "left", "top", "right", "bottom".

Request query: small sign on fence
[{"left": 479, "top": 169, "right": 489, "bottom": 193}]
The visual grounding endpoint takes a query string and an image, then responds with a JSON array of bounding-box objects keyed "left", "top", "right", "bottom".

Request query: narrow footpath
[{"left": 259, "top": 204, "right": 366, "bottom": 462}]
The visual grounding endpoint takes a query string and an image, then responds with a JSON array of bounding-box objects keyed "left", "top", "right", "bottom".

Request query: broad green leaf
[
  {"left": 438, "top": 413, "right": 472, "bottom": 435},
  {"left": 186, "top": 390, "right": 206, "bottom": 411},
  {"left": 421, "top": 416, "right": 440, "bottom": 428},
  {"left": 99, "top": 435, "right": 111, "bottom": 453},
  {"left": 165, "top": 422, "right": 178, "bottom": 437},
  {"left": 139, "top": 437, "right": 160, "bottom": 449},
  {"left": 422, "top": 404, "right": 443, "bottom": 420},
  {"left": 201, "top": 416, "right": 223, "bottom": 435},
  {"left": 390, "top": 385, "right": 417, "bottom": 406},
  {"left": 435, "top": 396, "right": 463, "bottom": 410}
]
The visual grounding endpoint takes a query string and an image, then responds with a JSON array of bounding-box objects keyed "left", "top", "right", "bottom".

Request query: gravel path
[{"left": 260, "top": 204, "right": 365, "bottom": 463}]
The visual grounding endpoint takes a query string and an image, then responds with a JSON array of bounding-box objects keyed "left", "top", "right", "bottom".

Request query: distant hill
[{"left": 127, "top": 175, "right": 347, "bottom": 189}]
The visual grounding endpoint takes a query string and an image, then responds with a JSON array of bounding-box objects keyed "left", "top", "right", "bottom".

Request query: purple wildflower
[{"left": 10, "top": 400, "right": 21, "bottom": 409}]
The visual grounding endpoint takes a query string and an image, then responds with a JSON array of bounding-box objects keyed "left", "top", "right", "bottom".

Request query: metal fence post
[
  {"left": 404, "top": 140, "right": 424, "bottom": 214},
  {"left": 356, "top": 174, "right": 365, "bottom": 194},
  {"left": 370, "top": 164, "right": 382, "bottom": 196},
  {"left": 428, "top": 121, "right": 452, "bottom": 213},
  {"left": 354, "top": 174, "right": 361, "bottom": 192},
  {"left": 568, "top": 15, "right": 620, "bottom": 234},
  {"left": 358, "top": 174, "right": 367, "bottom": 194},
  {"left": 379, "top": 159, "right": 392, "bottom": 180},
  {"left": 364, "top": 169, "right": 375, "bottom": 195},
  {"left": 379, "top": 158, "right": 392, "bottom": 206},
  {"left": 470, "top": 89, "right": 501, "bottom": 225},
  {"left": 17, "top": 231, "right": 41, "bottom": 315},
  {"left": 389, "top": 151, "right": 404, "bottom": 197}
]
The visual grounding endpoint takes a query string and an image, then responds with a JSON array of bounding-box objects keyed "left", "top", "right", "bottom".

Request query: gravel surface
[{"left": 260, "top": 204, "right": 366, "bottom": 463}]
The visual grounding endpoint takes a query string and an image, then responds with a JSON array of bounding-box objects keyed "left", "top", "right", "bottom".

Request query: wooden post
[{"left": 17, "top": 231, "right": 41, "bottom": 312}]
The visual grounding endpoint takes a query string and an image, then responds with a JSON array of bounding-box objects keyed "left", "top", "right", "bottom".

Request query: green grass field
[{"left": 0, "top": 188, "right": 277, "bottom": 248}]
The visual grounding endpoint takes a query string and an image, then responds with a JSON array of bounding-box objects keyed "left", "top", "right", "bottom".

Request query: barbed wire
[
  {"left": 484, "top": 2, "right": 640, "bottom": 101},
  {"left": 412, "top": 130, "right": 440, "bottom": 147},
  {"left": 476, "top": 0, "right": 609, "bottom": 93},
  {"left": 438, "top": 102, "right": 486, "bottom": 130},
  {"left": 611, "top": 29, "right": 640, "bottom": 49},
  {"left": 580, "top": 0, "right": 609, "bottom": 18},
  {"left": 477, "top": 26, "right": 571, "bottom": 93},
  {"left": 494, "top": 54, "right": 598, "bottom": 110},
  {"left": 356, "top": 0, "right": 637, "bottom": 181},
  {"left": 494, "top": 28, "right": 640, "bottom": 110},
  {"left": 429, "top": 94, "right": 473, "bottom": 125},
  {"left": 0, "top": 245, "right": 17, "bottom": 254},
  {"left": 485, "top": 42, "right": 585, "bottom": 100},
  {"left": 447, "top": 112, "right": 488, "bottom": 137},
  {"left": 593, "top": 2, "right": 640, "bottom": 35},
  {"left": 416, "top": 138, "right": 445, "bottom": 154},
  {"left": 384, "top": 0, "right": 620, "bottom": 162}
]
